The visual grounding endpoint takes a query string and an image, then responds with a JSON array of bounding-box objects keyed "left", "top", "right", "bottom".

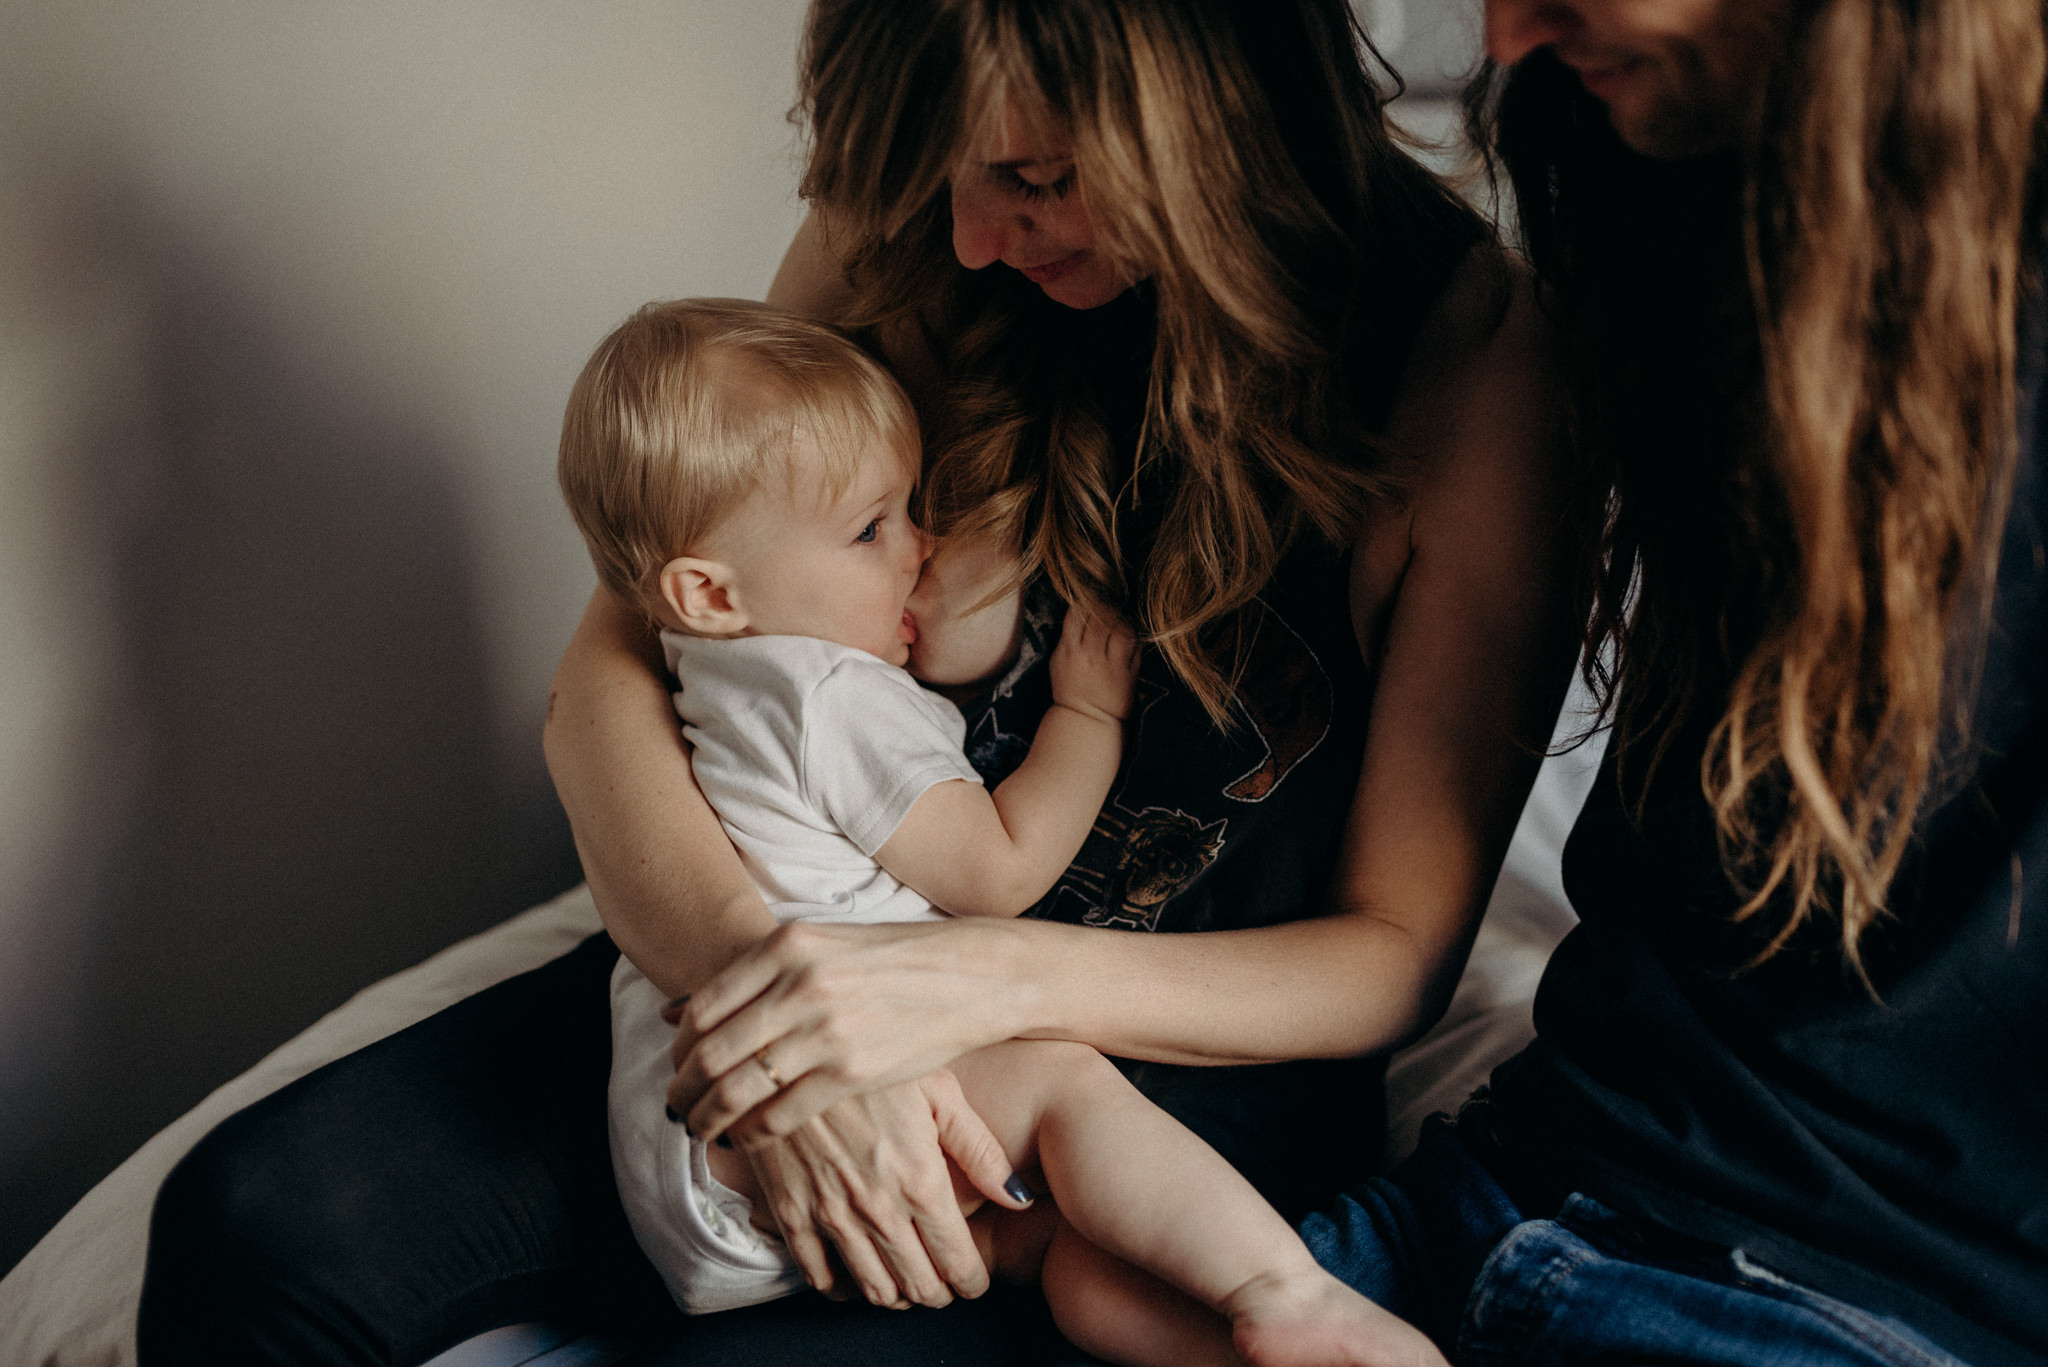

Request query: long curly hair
[
  {"left": 797, "top": 0, "right": 1480, "bottom": 725},
  {"left": 1474, "top": 0, "right": 2046, "bottom": 972}
]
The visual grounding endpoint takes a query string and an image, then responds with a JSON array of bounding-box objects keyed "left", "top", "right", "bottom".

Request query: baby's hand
[{"left": 1048, "top": 606, "right": 1138, "bottom": 725}]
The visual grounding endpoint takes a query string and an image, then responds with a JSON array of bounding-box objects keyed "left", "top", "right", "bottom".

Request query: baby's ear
[{"left": 659, "top": 556, "right": 748, "bottom": 635}]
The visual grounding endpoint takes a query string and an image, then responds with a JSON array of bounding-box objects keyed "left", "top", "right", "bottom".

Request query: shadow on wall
[{"left": 0, "top": 173, "right": 583, "bottom": 1276}]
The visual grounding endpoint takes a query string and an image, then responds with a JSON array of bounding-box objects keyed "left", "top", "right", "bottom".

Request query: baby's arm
[{"left": 877, "top": 608, "right": 1136, "bottom": 917}]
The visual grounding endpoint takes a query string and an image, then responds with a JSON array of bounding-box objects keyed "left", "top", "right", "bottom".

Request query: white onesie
[{"left": 608, "top": 633, "right": 983, "bottom": 1314}]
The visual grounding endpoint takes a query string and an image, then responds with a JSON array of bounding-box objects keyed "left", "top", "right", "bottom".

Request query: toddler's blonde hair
[{"left": 559, "top": 297, "right": 920, "bottom": 621}]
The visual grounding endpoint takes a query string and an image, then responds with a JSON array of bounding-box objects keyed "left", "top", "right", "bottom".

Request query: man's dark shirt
[{"left": 1490, "top": 255, "right": 2048, "bottom": 1366}]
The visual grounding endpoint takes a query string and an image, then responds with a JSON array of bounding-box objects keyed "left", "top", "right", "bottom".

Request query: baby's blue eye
[{"left": 854, "top": 518, "right": 880, "bottom": 544}]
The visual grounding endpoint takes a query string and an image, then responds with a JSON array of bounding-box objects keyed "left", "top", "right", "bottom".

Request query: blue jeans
[{"left": 1301, "top": 1118, "right": 1973, "bottom": 1367}]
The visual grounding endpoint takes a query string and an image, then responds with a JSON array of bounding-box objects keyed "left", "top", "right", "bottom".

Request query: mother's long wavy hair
[
  {"left": 797, "top": 0, "right": 1477, "bottom": 725},
  {"left": 1475, "top": 0, "right": 2046, "bottom": 971}
]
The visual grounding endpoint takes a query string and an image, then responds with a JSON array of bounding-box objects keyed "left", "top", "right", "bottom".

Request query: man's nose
[{"left": 1483, "top": 0, "right": 1584, "bottom": 66}]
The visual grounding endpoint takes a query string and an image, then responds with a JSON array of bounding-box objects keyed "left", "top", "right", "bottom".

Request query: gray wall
[
  {"left": 0, "top": 0, "right": 815, "bottom": 1274},
  {"left": 1360, "top": 0, "right": 1485, "bottom": 93},
  {"left": 0, "top": 0, "right": 1478, "bottom": 1275}
]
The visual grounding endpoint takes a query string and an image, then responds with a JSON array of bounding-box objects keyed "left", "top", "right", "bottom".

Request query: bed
[{"left": 0, "top": 717, "right": 1601, "bottom": 1367}]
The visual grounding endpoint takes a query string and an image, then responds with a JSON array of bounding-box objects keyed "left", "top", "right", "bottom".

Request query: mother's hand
[
  {"left": 666, "top": 918, "right": 1033, "bottom": 1141},
  {"left": 730, "top": 1069, "right": 1028, "bottom": 1307}
]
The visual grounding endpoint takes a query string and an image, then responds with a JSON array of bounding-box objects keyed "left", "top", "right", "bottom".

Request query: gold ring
[{"left": 754, "top": 1049, "right": 788, "bottom": 1091}]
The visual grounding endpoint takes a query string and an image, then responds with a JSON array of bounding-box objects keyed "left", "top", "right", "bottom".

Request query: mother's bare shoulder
[
  {"left": 1351, "top": 241, "right": 1571, "bottom": 657},
  {"left": 1359, "top": 245, "right": 1564, "bottom": 582},
  {"left": 767, "top": 206, "right": 946, "bottom": 408},
  {"left": 1398, "top": 243, "right": 1566, "bottom": 508}
]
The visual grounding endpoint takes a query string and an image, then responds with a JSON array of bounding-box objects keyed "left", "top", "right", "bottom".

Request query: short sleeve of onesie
[{"left": 801, "top": 656, "right": 982, "bottom": 856}]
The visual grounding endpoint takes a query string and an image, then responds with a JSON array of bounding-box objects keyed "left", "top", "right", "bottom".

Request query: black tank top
[
  {"left": 1487, "top": 251, "right": 2048, "bottom": 1366},
  {"left": 955, "top": 200, "right": 1482, "bottom": 1219}
]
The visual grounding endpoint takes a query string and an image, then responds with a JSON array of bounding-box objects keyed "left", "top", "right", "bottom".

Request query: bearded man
[{"left": 1306, "top": 4, "right": 2048, "bottom": 1365}]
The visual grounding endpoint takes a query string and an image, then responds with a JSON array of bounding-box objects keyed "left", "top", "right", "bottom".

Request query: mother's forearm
[
  {"left": 1006, "top": 906, "right": 1462, "bottom": 1066},
  {"left": 668, "top": 905, "right": 1457, "bottom": 1144},
  {"left": 543, "top": 587, "right": 777, "bottom": 998}
]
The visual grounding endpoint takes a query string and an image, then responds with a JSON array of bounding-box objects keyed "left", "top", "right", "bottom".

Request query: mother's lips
[{"left": 1018, "top": 253, "right": 1086, "bottom": 285}]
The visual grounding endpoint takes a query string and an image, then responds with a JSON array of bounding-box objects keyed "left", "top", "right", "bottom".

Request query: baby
[{"left": 558, "top": 298, "right": 1402, "bottom": 1367}]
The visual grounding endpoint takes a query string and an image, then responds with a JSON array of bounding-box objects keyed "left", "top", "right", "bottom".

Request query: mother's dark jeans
[{"left": 137, "top": 933, "right": 1075, "bottom": 1366}]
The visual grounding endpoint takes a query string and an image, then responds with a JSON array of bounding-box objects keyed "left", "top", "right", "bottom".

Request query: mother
[{"left": 141, "top": 0, "right": 1574, "bottom": 1360}]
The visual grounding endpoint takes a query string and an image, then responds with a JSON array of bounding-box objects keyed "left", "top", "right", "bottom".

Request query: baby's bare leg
[
  {"left": 950, "top": 1041, "right": 1440, "bottom": 1367},
  {"left": 951, "top": 1042, "right": 1237, "bottom": 1364},
  {"left": 955, "top": 1041, "right": 1319, "bottom": 1299},
  {"left": 1036, "top": 1221, "right": 1241, "bottom": 1366}
]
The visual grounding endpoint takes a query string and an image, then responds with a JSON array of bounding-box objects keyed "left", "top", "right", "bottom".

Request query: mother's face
[{"left": 949, "top": 107, "right": 1131, "bottom": 310}]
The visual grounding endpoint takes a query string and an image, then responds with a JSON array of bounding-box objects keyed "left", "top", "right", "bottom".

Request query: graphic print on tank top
[{"left": 959, "top": 560, "right": 1358, "bottom": 936}]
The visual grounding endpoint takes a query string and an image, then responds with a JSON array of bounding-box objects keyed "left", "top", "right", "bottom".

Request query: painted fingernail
[
  {"left": 665, "top": 1105, "right": 690, "bottom": 1133},
  {"left": 1003, "top": 1174, "right": 1036, "bottom": 1205},
  {"left": 665, "top": 994, "right": 691, "bottom": 1009}
]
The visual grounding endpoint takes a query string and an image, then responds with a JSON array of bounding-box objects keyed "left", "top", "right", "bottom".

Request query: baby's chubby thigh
[
  {"left": 948, "top": 1039, "right": 1132, "bottom": 1281},
  {"left": 950, "top": 1039, "right": 1132, "bottom": 1168},
  {"left": 702, "top": 1136, "right": 769, "bottom": 1228}
]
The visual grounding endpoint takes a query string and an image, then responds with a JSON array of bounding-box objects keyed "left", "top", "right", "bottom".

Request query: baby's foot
[{"left": 1221, "top": 1268, "right": 1450, "bottom": 1367}]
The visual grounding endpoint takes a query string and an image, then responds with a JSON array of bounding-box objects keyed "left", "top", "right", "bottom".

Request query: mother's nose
[{"left": 951, "top": 181, "right": 1025, "bottom": 270}]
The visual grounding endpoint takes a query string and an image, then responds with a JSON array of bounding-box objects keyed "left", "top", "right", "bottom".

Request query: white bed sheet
[
  {"left": 0, "top": 725, "right": 1601, "bottom": 1367},
  {"left": 0, "top": 885, "right": 607, "bottom": 1367}
]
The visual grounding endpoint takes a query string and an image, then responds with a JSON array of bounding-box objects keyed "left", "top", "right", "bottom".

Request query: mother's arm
[
  {"left": 546, "top": 591, "right": 1031, "bottom": 1309},
  {"left": 670, "top": 242, "right": 1579, "bottom": 1137},
  {"left": 543, "top": 594, "right": 778, "bottom": 997},
  {"left": 539, "top": 215, "right": 1029, "bottom": 1310},
  {"left": 544, "top": 207, "right": 866, "bottom": 1000}
]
